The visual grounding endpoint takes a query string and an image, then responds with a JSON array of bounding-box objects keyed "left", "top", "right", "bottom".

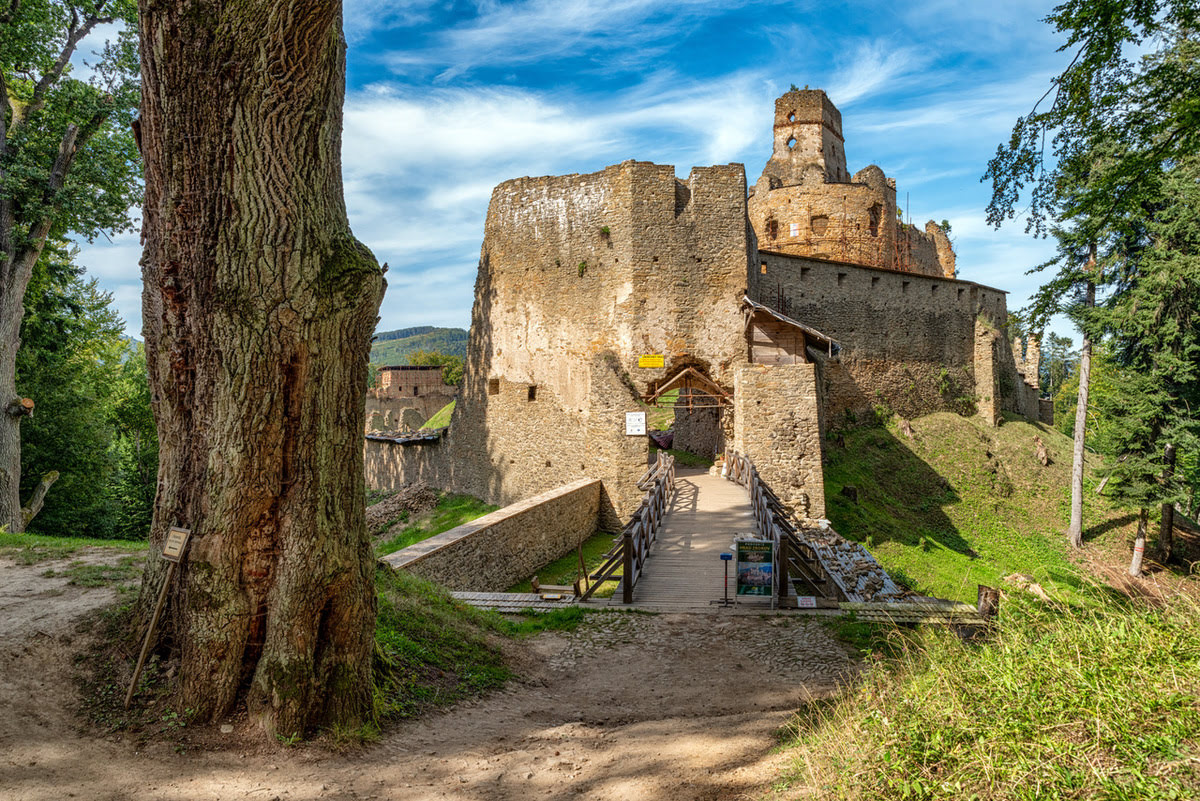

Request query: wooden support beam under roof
[
  {"left": 644, "top": 366, "right": 731, "bottom": 408},
  {"left": 742, "top": 296, "right": 839, "bottom": 358}
]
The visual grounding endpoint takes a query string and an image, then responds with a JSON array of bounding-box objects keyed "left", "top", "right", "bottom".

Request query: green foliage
[
  {"left": 107, "top": 343, "right": 158, "bottom": 539},
  {"left": 1039, "top": 332, "right": 1076, "bottom": 399},
  {"left": 1094, "top": 154, "right": 1200, "bottom": 513},
  {"left": 15, "top": 246, "right": 156, "bottom": 539},
  {"left": 369, "top": 327, "right": 466, "bottom": 367},
  {"left": 420, "top": 399, "right": 454, "bottom": 430},
  {"left": 1, "top": 0, "right": 142, "bottom": 244},
  {"left": 372, "top": 568, "right": 511, "bottom": 722},
  {"left": 783, "top": 593, "right": 1200, "bottom": 800},
  {"left": 18, "top": 244, "right": 123, "bottom": 537},
  {"left": 407, "top": 348, "right": 463, "bottom": 387},
  {"left": 374, "top": 493, "right": 496, "bottom": 556}
]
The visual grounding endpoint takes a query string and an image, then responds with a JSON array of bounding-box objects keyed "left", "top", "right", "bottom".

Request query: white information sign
[
  {"left": 625, "top": 411, "right": 647, "bottom": 436},
  {"left": 789, "top": 222, "right": 800, "bottom": 237},
  {"left": 797, "top": 596, "right": 818, "bottom": 609}
]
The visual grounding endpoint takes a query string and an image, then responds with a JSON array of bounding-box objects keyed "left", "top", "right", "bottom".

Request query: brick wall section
[
  {"left": 379, "top": 478, "right": 602, "bottom": 591},
  {"left": 379, "top": 365, "right": 447, "bottom": 396},
  {"left": 734, "top": 363, "right": 826, "bottom": 520}
]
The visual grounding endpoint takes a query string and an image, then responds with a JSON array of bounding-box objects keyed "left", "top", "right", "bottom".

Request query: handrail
[
  {"left": 722, "top": 450, "right": 838, "bottom": 604},
  {"left": 579, "top": 451, "right": 676, "bottom": 602}
]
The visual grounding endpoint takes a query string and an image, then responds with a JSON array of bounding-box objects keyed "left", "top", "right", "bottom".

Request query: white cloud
[{"left": 826, "top": 41, "right": 929, "bottom": 106}]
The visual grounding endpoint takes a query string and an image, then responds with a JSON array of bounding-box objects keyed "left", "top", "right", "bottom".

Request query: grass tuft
[{"left": 785, "top": 592, "right": 1200, "bottom": 800}]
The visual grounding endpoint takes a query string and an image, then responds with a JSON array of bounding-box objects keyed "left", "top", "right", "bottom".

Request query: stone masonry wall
[
  {"left": 442, "top": 160, "right": 754, "bottom": 524},
  {"left": 748, "top": 90, "right": 954, "bottom": 279},
  {"left": 734, "top": 363, "right": 826, "bottom": 520},
  {"left": 380, "top": 478, "right": 602, "bottom": 591},
  {"left": 750, "top": 252, "right": 1021, "bottom": 426}
]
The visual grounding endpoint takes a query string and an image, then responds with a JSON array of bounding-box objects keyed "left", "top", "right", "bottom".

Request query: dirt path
[{"left": 0, "top": 556, "right": 857, "bottom": 801}]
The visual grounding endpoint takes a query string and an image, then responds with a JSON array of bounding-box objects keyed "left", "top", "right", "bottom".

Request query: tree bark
[
  {"left": 1068, "top": 250, "right": 1096, "bottom": 549},
  {"left": 137, "top": 1, "right": 384, "bottom": 737},
  {"left": 1129, "top": 506, "right": 1148, "bottom": 577},
  {"left": 1158, "top": 443, "right": 1176, "bottom": 563}
]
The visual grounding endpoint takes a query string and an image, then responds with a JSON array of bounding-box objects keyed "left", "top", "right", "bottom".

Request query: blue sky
[{"left": 80, "top": 0, "right": 1075, "bottom": 342}]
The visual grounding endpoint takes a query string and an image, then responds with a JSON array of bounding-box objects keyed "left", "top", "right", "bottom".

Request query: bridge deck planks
[{"left": 601, "top": 468, "right": 772, "bottom": 610}]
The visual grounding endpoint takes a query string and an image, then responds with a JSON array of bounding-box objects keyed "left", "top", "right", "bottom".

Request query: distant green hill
[{"left": 370, "top": 326, "right": 467, "bottom": 366}]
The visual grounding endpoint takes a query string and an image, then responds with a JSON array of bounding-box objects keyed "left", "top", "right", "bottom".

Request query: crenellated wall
[{"left": 749, "top": 251, "right": 1040, "bottom": 425}]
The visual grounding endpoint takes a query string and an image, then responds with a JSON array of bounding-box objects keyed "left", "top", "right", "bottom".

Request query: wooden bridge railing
[
  {"left": 579, "top": 451, "right": 676, "bottom": 603},
  {"left": 723, "top": 451, "right": 841, "bottom": 603}
]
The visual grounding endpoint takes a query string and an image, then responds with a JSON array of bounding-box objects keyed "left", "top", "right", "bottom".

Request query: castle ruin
[{"left": 365, "top": 89, "right": 1047, "bottom": 528}]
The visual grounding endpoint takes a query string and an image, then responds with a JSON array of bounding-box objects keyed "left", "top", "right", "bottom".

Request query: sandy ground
[{"left": 0, "top": 554, "right": 857, "bottom": 801}]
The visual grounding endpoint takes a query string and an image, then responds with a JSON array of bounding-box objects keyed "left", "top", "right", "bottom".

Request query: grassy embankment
[
  {"left": 777, "top": 411, "right": 1200, "bottom": 800},
  {"left": 420, "top": 400, "right": 455, "bottom": 429},
  {"left": 372, "top": 491, "right": 496, "bottom": 557}
]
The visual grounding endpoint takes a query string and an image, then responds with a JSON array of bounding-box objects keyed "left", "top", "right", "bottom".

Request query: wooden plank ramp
[
  {"left": 603, "top": 468, "right": 767, "bottom": 610},
  {"left": 452, "top": 592, "right": 576, "bottom": 613}
]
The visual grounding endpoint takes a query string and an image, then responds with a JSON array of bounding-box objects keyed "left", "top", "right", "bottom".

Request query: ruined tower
[
  {"left": 748, "top": 89, "right": 954, "bottom": 279},
  {"left": 761, "top": 89, "right": 849, "bottom": 185}
]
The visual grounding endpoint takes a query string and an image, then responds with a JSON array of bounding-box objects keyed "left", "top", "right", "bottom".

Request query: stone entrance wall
[{"left": 733, "top": 363, "right": 825, "bottom": 520}]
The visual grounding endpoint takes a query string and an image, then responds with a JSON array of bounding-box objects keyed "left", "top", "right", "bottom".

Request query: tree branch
[
  {"left": 22, "top": 7, "right": 114, "bottom": 126},
  {"left": 21, "top": 470, "right": 59, "bottom": 528}
]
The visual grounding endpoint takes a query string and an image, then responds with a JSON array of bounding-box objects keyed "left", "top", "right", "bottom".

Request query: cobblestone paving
[{"left": 547, "top": 610, "right": 859, "bottom": 685}]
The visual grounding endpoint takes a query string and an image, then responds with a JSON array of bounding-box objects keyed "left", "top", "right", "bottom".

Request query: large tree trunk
[
  {"left": 1068, "top": 260, "right": 1096, "bottom": 549},
  {"left": 137, "top": 1, "right": 384, "bottom": 736}
]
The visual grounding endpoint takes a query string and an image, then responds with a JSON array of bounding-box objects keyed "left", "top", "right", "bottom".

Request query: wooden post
[
  {"left": 1159, "top": 443, "right": 1176, "bottom": 563},
  {"left": 777, "top": 531, "right": 789, "bottom": 604},
  {"left": 125, "top": 561, "right": 176, "bottom": 708},
  {"left": 622, "top": 527, "right": 634, "bottom": 604},
  {"left": 976, "top": 584, "right": 1000, "bottom": 620}
]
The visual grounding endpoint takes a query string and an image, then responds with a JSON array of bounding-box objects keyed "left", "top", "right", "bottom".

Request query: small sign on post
[
  {"left": 125, "top": 525, "right": 193, "bottom": 709},
  {"left": 797, "top": 596, "right": 818, "bottom": 609},
  {"left": 637, "top": 355, "right": 664, "bottom": 369},
  {"left": 161, "top": 526, "right": 191, "bottom": 562},
  {"left": 625, "top": 411, "right": 646, "bottom": 436}
]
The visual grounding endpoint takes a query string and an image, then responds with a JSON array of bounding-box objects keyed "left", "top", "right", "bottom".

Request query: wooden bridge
[{"left": 454, "top": 451, "right": 987, "bottom": 625}]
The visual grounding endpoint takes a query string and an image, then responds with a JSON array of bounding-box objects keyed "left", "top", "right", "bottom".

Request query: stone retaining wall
[{"left": 379, "top": 478, "right": 603, "bottom": 591}]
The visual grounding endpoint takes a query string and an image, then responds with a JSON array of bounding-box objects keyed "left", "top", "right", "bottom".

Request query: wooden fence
[
  {"left": 723, "top": 451, "right": 841, "bottom": 603},
  {"left": 579, "top": 451, "right": 676, "bottom": 603}
]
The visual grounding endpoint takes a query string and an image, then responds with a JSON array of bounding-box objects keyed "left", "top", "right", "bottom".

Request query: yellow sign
[
  {"left": 637, "top": 355, "right": 665, "bottom": 369},
  {"left": 162, "top": 527, "right": 192, "bottom": 563}
]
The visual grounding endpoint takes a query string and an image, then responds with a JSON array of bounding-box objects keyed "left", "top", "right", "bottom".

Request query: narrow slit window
[
  {"left": 527, "top": 385, "right": 537, "bottom": 402},
  {"left": 487, "top": 378, "right": 500, "bottom": 396}
]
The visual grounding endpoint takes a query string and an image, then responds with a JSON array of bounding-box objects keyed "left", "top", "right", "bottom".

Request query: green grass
[
  {"left": 42, "top": 555, "right": 141, "bottom": 587},
  {"left": 0, "top": 530, "right": 147, "bottom": 564},
  {"left": 783, "top": 592, "right": 1200, "bottom": 800},
  {"left": 652, "top": 446, "right": 713, "bottom": 469},
  {"left": 372, "top": 568, "right": 512, "bottom": 724},
  {"left": 822, "top": 412, "right": 1124, "bottom": 603},
  {"left": 420, "top": 400, "right": 455, "bottom": 429},
  {"left": 371, "top": 570, "right": 589, "bottom": 729},
  {"left": 374, "top": 493, "right": 497, "bottom": 557},
  {"left": 507, "top": 529, "right": 622, "bottom": 596}
]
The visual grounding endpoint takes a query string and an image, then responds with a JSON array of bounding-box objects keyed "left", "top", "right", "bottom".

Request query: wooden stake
[{"left": 124, "top": 561, "right": 176, "bottom": 709}]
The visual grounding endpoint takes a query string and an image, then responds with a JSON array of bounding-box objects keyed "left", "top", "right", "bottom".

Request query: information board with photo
[{"left": 735, "top": 539, "right": 773, "bottom": 596}]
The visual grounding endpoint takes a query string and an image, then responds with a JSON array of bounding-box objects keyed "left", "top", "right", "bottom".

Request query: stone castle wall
[
  {"left": 749, "top": 251, "right": 1036, "bottom": 425},
  {"left": 380, "top": 478, "right": 602, "bottom": 591},
  {"left": 734, "top": 363, "right": 826, "bottom": 520},
  {"left": 369, "top": 160, "right": 756, "bottom": 527},
  {"left": 748, "top": 89, "right": 954, "bottom": 279}
]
